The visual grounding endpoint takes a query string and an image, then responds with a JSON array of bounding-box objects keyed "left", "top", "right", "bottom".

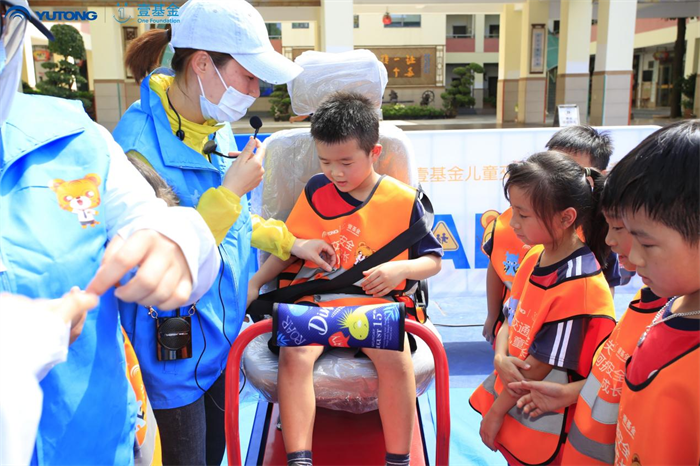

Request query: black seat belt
[{"left": 248, "top": 190, "right": 434, "bottom": 319}]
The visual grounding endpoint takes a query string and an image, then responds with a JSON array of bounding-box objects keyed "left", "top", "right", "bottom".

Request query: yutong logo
[{"left": 36, "top": 10, "right": 98, "bottom": 21}]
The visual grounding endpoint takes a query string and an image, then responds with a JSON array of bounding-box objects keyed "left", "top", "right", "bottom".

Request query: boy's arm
[
  {"left": 360, "top": 255, "right": 441, "bottom": 297},
  {"left": 484, "top": 262, "right": 506, "bottom": 343},
  {"left": 246, "top": 254, "right": 297, "bottom": 310},
  {"left": 250, "top": 255, "right": 296, "bottom": 291}
]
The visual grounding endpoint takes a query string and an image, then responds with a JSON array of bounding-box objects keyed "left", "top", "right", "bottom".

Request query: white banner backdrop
[{"left": 404, "top": 126, "right": 661, "bottom": 297}]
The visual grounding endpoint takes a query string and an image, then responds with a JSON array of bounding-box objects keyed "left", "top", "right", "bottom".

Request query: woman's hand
[
  {"left": 480, "top": 408, "right": 504, "bottom": 451},
  {"left": 86, "top": 230, "right": 193, "bottom": 310},
  {"left": 494, "top": 353, "right": 530, "bottom": 397},
  {"left": 222, "top": 137, "right": 265, "bottom": 198},
  {"left": 291, "top": 239, "right": 337, "bottom": 273}
]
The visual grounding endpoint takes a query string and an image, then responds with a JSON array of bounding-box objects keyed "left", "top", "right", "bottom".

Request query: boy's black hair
[
  {"left": 602, "top": 120, "right": 699, "bottom": 246},
  {"left": 504, "top": 151, "right": 610, "bottom": 265},
  {"left": 546, "top": 125, "right": 613, "bottom": 171},
  {"left": 310, "top": 91, "right": 379, "bottom": 154}
]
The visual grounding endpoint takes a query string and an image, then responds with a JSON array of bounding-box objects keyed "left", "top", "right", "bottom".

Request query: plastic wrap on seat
[
  {"left": 242, "top": 320, "right": 441, "bottom": 414},
  {"left": 288, "top": 49, "right": 388, "bottom": 117},
  {"left": 258, "top": 123, "right": 418, "bottom": 223}
]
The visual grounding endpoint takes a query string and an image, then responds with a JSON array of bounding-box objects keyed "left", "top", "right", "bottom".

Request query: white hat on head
[{"left": 171, "top": 0, "right": 302, "bottom": 85}]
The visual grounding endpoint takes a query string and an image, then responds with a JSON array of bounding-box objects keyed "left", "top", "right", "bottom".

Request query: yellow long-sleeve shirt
[{"left": 126, "top": 73, "right": 295, "bottom": 260}]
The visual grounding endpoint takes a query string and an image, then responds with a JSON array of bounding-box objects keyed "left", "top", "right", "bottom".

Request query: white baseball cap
[{"left": 171, "top": 0, "right": 302, "bottom": 85}]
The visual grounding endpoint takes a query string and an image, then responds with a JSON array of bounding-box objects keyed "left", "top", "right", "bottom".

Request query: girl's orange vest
[
  {"left": 282, "top": 175, "right": 417, "bottom": 309},
  {"left": 614, "top": 335, "right": 699, "bottom": 465},
  {"left": 471, "top": 247, "right": 616, "bottom": 465},
  {"left": 481, "top": 208, "right": 529, "bottom": 340},
  {"left": 562, "top": 288, "right": 666, "bottom": 465}
]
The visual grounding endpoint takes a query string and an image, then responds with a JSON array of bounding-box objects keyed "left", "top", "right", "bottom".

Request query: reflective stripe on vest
[
  {"left": 579, "top": 372, "right": 619, "bottom": 425},
  {"left": 567, "top": 421, "right": 615, "bottom": 465},
  {"left": 562, "top": 287, "right": 665, "bottom": 465}
]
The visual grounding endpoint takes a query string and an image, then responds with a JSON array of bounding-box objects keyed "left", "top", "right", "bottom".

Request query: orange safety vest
[
  {"left": 481, "top": 207, "right": 529, "bottom": 340},
  {"left": 562, "top": 288, "right": 667, "bottom": 465},
  {"left": 122, "top": 329, "right": 162, "bottom": 466},
  {"left": 471, "top": 247, "right": 616, "bottom": 466},
  {"left": 614, "top": 341, "right": 700, "bottom": 465},
  {"left": 282, "top": 175, "right": 424, "bottom": 318}
]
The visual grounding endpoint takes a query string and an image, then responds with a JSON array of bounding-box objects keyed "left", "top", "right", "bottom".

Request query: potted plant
[{"left": 440, "top": 63, "right": 484, "bottom": 117}]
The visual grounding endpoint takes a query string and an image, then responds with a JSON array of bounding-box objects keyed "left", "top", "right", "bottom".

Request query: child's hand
[
  {"left": 291, "top": 239, "right": 337, "bottom": 272},
  {"left": 494, "top": 353, "right": 530, "bottom": 397},
  {"left": 482, "top": 314, "right": 498, "bottom": 344},
  {"left": 509, "top": 380, "right": 579, "bottom": 417},
  {"left": 361, "top": 262, "right": 406, "bottom": 297},
  {"left": 480, "top": 409, "right": 504, "bottom": 451}
]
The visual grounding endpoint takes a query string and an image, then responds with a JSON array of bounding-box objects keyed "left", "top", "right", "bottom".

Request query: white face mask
[
  {"left": 198, "top": 58, "right": 256, "bottom": 123},
  {"left": 0, "top": 39, "right": 24, "bottom": 127}
]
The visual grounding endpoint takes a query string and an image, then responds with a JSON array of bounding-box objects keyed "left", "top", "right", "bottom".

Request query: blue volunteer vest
[
  {"left": 112, "top": 71, "right": 253, "bottom": 409},
  {"left": 0, "top": 93, "right": 136, "bottom": 465}
]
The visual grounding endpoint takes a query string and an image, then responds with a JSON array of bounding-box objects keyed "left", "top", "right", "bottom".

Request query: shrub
[
  {"left": 381, "top": 104, "right": 447, "bottom": 120},
  {"left": 269, "top": 84, "right": 291, "bottom": 121},
  {"left": 440, "top": 63, "right": 484, "bottom": 117},
  {"left": 34, "top": 24, "right": 93, "bottom": 112}
]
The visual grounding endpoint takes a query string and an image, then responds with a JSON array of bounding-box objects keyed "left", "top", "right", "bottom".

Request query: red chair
[{"left": 225, "top": 319, "right": 450, "bottom": 466}]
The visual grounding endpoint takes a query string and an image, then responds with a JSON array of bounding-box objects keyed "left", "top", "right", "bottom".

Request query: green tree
[
  {"left": 269, "top": 84, "right": 291, "bottom": 121},
  {"left": 440, "top": 63, "right": 484, "bottom": 117},
  {"left": 35, "top": 24, "right": 93, "bottom": 111}
]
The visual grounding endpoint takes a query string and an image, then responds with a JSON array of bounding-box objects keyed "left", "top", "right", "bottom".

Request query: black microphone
[
  {"left": 250, "top": 116, "right": 263, "bottom": 140},
  {"left": 203, "top": 140, "right": 233, "bottom": 158}
]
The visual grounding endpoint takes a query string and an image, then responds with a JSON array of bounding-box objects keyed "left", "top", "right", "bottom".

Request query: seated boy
[
  {"left": 247, "top": 92, "right": 443, "bottom": 466},
  {"left": 482, "top": 125, "right": 619, "bottom": 344}
]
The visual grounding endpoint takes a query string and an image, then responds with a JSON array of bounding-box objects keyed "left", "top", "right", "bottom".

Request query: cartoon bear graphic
[
  {"left": 354, "top": 242, "right": 375, "bottom": 265},
  {"left": 50, "top": 174, "right": 102, "bottom": 228}
]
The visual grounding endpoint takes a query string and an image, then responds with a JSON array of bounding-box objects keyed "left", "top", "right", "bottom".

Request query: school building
[{"left": 21, "top": 0, "right": 700, "bottom": 131}]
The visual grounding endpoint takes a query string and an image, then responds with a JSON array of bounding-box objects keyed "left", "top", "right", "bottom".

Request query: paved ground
[{"left": 233, "top": 107, "right": 684, "bottom": 134}]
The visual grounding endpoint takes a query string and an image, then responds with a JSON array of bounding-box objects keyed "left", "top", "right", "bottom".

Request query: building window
[
  {"left": 292, "top": 22, "right": 309, "bottom": 29},
  {"left": 354, "top": 15, "right": 359, "bottom": 28},
  {"left": 488, "top": 24, "right": 500, "bottom": 38},
  {"left": 446, "top": 15, "right": 473, "bottom": 38},
  {"left": 266, "top": 23, "right": 281, "bottom": 39},
  {"left": 385, "top": 14, "right": 421, "bottom": 28},
  {"left": 452, "top": 25, "right": 468, "bottom": 37}
]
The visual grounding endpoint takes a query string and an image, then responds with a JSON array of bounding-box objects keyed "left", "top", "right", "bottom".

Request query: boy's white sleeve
[
  {"left": 0, "top": 304, "right": 70, "bottom": 466},
  {"left": 95, "top": 124, "right": 220, "bottom": 303}
]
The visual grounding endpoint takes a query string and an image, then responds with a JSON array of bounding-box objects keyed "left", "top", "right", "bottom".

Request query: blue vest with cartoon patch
[
  {"left": 113, "top": 71, "right": 253, "bottom": 409},
  {"left": 0, "top": 94, "right": 136, "bottom": 465}
]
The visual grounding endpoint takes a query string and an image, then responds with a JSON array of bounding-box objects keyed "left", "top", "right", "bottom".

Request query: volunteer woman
[
  {"left": 112, "top": 1, "right": 335, "bottom": 464},
  {"left": 0, "top": 1, "right": 219, "bottom": 464}
]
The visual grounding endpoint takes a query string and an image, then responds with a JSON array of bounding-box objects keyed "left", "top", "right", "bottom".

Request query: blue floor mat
[{"left": 424, "top": 388, "right": 506, "bottom": 466}]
